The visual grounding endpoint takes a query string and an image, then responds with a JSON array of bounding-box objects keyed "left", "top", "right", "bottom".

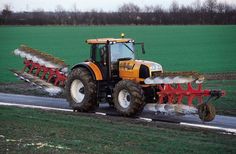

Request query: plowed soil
[{"left": 205, "top": 72, "right": 236, "bottom": 80}]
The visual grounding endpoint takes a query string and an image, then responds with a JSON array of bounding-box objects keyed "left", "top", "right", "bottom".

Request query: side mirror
[
  {"left": 135, "top": 42, "right": 146, "bottom": 54},
  {"left": 141, "top": 43, "right": 145, "bottom": 54}
]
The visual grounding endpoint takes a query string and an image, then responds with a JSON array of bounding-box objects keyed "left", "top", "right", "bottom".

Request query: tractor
[{"left": 65, "top": 37, "right": 162, "bottom": 116}]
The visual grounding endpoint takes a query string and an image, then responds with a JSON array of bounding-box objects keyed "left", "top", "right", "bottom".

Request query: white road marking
[
  {"left": 1, "top": 101, "right": 236, "bottom": 135},
  {"left": 0, "top": 102, "right": 72, "bottom": 112},
  {"left": 180, "top": 122, "right": 236, "bottom": 134},
  {"left": 138, "top": 117, "right": 152, "bottom": 122},
  {"left": 95, "top": 112, "right": 106, "bottom": 115}
]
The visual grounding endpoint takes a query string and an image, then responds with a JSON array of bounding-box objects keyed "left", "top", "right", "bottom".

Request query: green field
[
  {"left": 0, "top": 25, "right": 236, "bottom": 82},
  {"left": 1, "top": 26, "right": 236, "bottom": 154},
  {"left": 0, "top": 106, "right": 235, "bottom": 154}
]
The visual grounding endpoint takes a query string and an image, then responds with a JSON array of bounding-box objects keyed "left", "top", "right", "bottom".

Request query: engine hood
[
  {"left": 118, "top": 59, "right": 163, "bottom": 82},
  {"left": 119, "top": 59, "right": 163, "bottom": 72},
  {"left": 135, "top": 60, "right": 163, "bottom": 72}
]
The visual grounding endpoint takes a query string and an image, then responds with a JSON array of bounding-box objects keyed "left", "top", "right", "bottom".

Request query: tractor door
[{"left": 91, "top": 44, "right": 109, "bottom": 80}]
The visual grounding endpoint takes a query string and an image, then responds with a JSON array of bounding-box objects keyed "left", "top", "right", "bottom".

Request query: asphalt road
[{"left": 0, "top": 92, "right": 236, "bottom": 130}]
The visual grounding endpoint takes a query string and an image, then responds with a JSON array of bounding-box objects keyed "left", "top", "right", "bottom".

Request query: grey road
[{"left": 0, "top": 92, "right": 236, "bottom": 131}]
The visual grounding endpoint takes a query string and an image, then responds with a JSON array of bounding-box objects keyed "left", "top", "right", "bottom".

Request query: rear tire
[
  {"left": 65, "top": 67, "right": 97, "bottom": 111},
  {"left": 113, "top": 80, "right": 145, "bottom": 116},
  {"left": 198, "top": 102, "right": 216, "bottom": 122}
]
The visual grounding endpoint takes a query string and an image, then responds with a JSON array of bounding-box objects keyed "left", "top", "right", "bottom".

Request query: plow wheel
[
  {"left": 65, "top": 67, "right": 97, "bottom": 112},
  {"left": 113, "top": 80, "right": 145, "bottom": 116},
  {"left": 198, "top": 102, "right": 216, "bottom": 122}
]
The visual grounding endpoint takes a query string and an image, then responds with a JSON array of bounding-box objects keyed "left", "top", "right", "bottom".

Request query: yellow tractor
[
  {"left": 65, "top": 37, "right": 164, "bottom": 116},
  {"left": 12, "top": 35, "right": 225, "bottom": 121}
]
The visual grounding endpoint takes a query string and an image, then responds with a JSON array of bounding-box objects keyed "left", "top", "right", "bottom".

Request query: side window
[
  {"left": 100, "top": 46, "right": 107, "bottom": 65},
  {"left": 91, "top": 44, "right": 97, "bottom": 61},
  {"left": 95, "top": 46, "right": 102, "bottom": 62},
  {"left": 91, "top": 44, "right": 106, "bottom": 63}
]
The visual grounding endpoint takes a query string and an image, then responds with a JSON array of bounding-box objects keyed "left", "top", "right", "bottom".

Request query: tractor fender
[{"left": 71, "top": 62, "right": 103, "bottom": 81}]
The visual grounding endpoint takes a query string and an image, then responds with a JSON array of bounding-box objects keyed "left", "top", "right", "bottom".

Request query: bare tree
[
  {"left": 169, "top": 0, "right": 179, "bottom": 13},
  {"left": 169, "top": 1, "right": 180, "bottom": 24},
  {"left": 217, "top": 2, "right": 225, "bottom": 13},
  {"left": 32, "top": 8, "right": 45, "bottom": 25},
  {"left": 55, "top": 5, "right": 64, "bottom": 12},
  {"left": 204, "top": 0, "right": 217, "bottom": 12},
  {"left": 55, "top": 5, "right": 67, "bottom": 25},
  {"left": 118, "top": 3, "right": 140, "bottom": 13},
  {"left": 72, "top": 3, "right": 77, "bottom": 12},
  {"left": 153, "top": 5, "right": 163, "bottom": 13},
  {"left": 143, "top": 5, "right": 154, "bottom": 13},
  {"left": 192, "top": 0, "right": 201, "bottom": 12},
  {"left": 118, "top": 3, "right": 141, "bottom": 25},
  {"left": 71, "top": 3, "right": 79, "bottom": 25},
  {"left": 153, "top": 5, "right": 164, "bottom": 24},
  {"left": 1, "top": 0, "right": 236, "bottom": 25},
  {"left": 2, "top": 4, "right": 12, "bottom": 17},
  {"left": 1, "top": 4, "right": 12, "bottom": 24}
]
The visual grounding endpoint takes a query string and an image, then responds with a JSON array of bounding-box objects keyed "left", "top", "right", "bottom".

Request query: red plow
[
  {"left": 21, "top": 59, "right": 67, "bottom": 86},
  {"left": 11, "top": 45, "right": 68, "bottom": 94},
  {"left": 145, "top": 77, "right": 225, "bottom": 121}
]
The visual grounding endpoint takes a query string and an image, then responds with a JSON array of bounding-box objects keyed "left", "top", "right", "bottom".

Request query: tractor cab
[
  {"left": 86, "top": 37, "right": 162, "bottom": 82},
  {"left": 87, "top": 38, "right": 136, "bottom": 80}
]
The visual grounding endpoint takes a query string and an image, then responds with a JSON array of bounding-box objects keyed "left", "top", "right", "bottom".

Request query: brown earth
[{"left": 205, "top": 72, "right": 236, "bottom": 80}]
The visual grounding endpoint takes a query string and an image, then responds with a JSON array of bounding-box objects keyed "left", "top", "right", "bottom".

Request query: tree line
[{"left": 1, "top": 0, "right": 236, "bottom": 25}]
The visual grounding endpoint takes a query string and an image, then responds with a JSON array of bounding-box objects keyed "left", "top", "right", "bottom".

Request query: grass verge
[{"left": 0, "top": 106, "right": 235, "bottom": 154}]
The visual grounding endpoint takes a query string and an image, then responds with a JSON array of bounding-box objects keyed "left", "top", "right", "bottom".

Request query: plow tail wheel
[{"left": 198, "top": 102, "right": 216, "bottom": 122}]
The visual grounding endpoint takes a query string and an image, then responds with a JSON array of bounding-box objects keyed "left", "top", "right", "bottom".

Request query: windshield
[{"left": 110, "top": 43, "right": 135, "bottom": 62}]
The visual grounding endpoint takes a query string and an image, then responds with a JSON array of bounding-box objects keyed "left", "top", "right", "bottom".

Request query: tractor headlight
[{"left": 150, "top": 63, "right": 162, "bottom": 71}]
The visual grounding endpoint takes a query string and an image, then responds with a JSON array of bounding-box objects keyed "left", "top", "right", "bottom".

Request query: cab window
[{"left": 91, "top": 44, "right": 107, "bottom": 64}]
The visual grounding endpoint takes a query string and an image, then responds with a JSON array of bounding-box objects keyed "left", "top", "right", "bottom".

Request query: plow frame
[
  {"left": 22, "top": 59, "right": 67, "bottom": 87},
  {"left": 157, "top": 83, "right": 225, "bottom": 106}
]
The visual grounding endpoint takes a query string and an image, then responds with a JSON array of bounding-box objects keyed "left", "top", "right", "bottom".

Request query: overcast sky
[{"left": 0, "top": 0, "right": 235, "bottom": 12}]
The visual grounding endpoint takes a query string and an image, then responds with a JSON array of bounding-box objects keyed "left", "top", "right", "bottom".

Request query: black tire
[
  {"left": 113, "top": 80, "right": 145, "bottom": 116},
  {"left": 65, "top": 67, "right": 97, "bottom": 111},
  {"left": 198, "top": 102, "right": 216, "bottom": 122}
]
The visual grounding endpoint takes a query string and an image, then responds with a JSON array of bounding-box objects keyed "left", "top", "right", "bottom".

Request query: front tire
[
  {"left": 65, "top": 67, "right": 97, "bottom": 112},
  {"left": 113, "top": 80, "right": 145, "bottom": 116}
]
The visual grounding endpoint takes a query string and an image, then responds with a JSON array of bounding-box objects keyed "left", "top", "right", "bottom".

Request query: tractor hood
[
  {"left": 119, "top": 60, "right": 163, "bottom": 72},
  {"left": 119, "top": 59, "right": 163, "bottom": 82},
  {"left": 135, "top": 60, "right": 163, "bottom": 72}
]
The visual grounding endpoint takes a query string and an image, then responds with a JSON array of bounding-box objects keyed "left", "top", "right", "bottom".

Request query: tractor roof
[{"left": 86, "top": 38, "right": 133, "bottom": 44}]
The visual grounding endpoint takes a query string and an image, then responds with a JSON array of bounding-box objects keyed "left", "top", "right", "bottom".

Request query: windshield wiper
[{"left": 123, "top": 43, "right": 134, "bottom": 53}]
